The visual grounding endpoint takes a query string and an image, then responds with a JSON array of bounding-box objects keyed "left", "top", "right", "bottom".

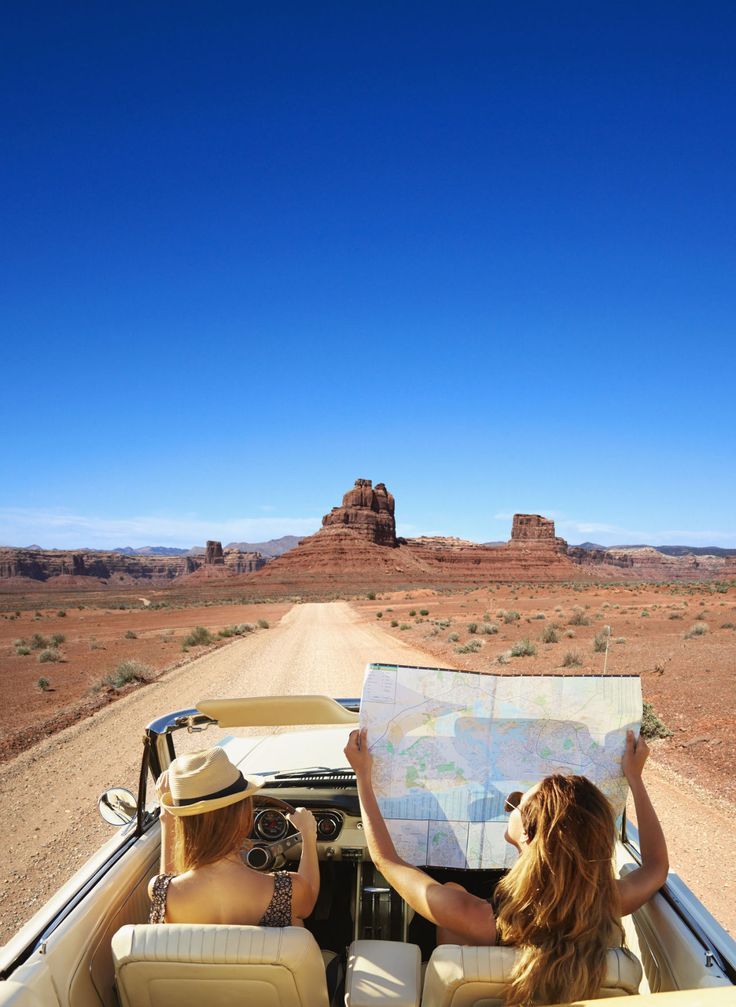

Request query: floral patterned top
[{"left": 148, "top": 870, "right": 293, "bottom": 926}]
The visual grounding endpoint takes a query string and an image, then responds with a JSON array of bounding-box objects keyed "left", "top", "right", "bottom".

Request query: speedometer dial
[{"left": 254, "top": 809, "right": 289, "bottom": 841}]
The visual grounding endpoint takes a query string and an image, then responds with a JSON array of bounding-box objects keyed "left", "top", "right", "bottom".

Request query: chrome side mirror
[{"left": 98, "top": 787, "right": 137, "bottom": 826}]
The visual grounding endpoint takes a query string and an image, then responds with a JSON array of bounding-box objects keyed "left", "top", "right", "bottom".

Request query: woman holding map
[{"left": 345, "top": 726, "right": 668, "bottom": 1005}]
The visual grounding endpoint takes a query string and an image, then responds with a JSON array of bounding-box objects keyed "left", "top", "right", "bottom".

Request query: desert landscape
[{"left": 1, "top": 479, "right": 734, "bottom": 944}]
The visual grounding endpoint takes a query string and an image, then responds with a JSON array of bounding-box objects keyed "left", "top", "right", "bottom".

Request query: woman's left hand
[{"left": 344, "top": 727, "right": 372, "bottom": 779}]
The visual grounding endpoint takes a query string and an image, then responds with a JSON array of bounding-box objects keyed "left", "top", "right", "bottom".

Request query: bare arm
[
  {"left": 288, "top": 807, "right": 320, "bottom": 920},
  {"left": 345, "top": 729, "right": 495, "bottom": 944},
  {"left": 618, "top": 730, "right": 669, "bottom": 916}
]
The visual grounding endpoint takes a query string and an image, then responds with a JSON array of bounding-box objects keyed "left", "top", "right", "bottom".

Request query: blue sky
[{"left": 2, "top": 3, "right": 734, "bottom": 549}]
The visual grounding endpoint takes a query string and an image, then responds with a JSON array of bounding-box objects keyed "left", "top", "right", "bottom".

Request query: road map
[{"left": 359, "top": 663, "right": 642, "bottom": 869}]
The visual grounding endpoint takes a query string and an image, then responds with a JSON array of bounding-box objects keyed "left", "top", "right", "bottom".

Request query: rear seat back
[
  {"left": 112, "top": 924, "right": 330, "bottom": 1007},
  {"left": 422, "top": 946, "right": 642, "bottom": 1006}
]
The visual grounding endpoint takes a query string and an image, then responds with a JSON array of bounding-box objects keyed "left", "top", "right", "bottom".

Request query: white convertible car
[{"left": 1, "top": 695, "right": 734, "bottom": 1006}]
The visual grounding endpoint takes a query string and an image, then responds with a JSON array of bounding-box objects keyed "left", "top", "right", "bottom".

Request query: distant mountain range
[
  {"left": 573, "top": 542, "right": 736, "bottom": 558},
  {"left": 110, "top": 535, "right": 303, "bottom": 559}
]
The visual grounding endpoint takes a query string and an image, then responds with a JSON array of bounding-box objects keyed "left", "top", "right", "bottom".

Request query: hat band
[{"left": 174, "top": 771, "right": 249, "bottom": 807}]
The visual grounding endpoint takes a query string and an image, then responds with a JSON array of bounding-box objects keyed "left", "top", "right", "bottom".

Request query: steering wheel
[{"left": 241, "top": 794, "right": 299, "bottom": 871}]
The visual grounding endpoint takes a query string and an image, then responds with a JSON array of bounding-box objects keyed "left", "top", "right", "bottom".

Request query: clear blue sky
[{"left": 2, "top": 2, "right": 734, "bottom": 549}]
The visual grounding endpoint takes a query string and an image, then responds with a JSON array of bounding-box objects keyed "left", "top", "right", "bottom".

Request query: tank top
[{"left": 148, "top": 869, "right": 293, "bottom": 926}]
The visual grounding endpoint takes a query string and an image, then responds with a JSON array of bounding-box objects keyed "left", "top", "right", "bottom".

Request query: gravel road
[{"left": 1, "top": 601, "right": 733, "bottom": 945}]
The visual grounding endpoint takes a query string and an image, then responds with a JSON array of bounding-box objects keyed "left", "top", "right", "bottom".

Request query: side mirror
[{"left": 98, "top": 787, "right": 137, "bottom": 826}]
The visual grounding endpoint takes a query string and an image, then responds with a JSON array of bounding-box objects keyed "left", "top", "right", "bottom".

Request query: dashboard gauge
[
  {"left": 254, "top": 809, "right": 289, "bottom": 842},
  {"left": 316, "top": 813, "right": 342, "bottom": 841}
]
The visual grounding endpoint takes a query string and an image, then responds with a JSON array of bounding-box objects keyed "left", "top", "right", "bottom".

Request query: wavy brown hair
[
  {"left": 174, "top": 798, "right": 253, "bottom": 873},
  {"left": 495, "top": 775, "right": 623, "bottom": 1005}
]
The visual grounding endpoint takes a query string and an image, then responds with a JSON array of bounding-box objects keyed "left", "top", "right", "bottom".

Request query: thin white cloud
[{"left": 0, "top": 508, "right": 320, "bottom": 550}]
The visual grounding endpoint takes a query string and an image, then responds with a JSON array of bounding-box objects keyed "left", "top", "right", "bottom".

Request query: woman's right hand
[
  {"left": 344, "top": 727, "right": 372, "bottom": 779},
  {"left": 622, "top": 728, "right": 649, "bottom": 782},
  {"left": 288, "top": 807, "right": 317, "bottom": 843}
]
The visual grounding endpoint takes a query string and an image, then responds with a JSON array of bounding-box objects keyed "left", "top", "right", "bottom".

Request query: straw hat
[{"left": 161, "top": 748, "right": 264, "bottom": 817}]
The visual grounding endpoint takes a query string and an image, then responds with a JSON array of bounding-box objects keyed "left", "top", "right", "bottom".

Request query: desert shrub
[
  {"left": 104, "top": 659, "right": 153, "bottom": 688},
  {"left": 531, "top": 613, "right": 546, "bottom": 620},
  {"left": 541, "top": 625, "right": 559, "bottom": 644},
  {"left": 124, "top": 630, "right": 138, "bottom": 640},
  {"left": 376, "top": 611, "right": 383, "bottom": 619},
  {"left": 399, "top": 623, "right": 411, "bottom": 631},
  {"left": 503, "top": 610, "right": 520, "bottom": 624},
  {"left": 641, "top": 701, "right": 673, "bottom": 740},
  {"left": 50, "top": 633, "right": 66, "bottom": 645},
  {"left": 640, "top": 610, "right": 650, "bottom": 618},
  {"left": 569, "top": 608, "right": 590, "bottom": 626},
  {"left": 219, "top": 624, "right": 254, "bottom": 638},
  {"left": 434, "top": 619, "right": 451, "bottom": 629},
  {"left": 182, "top": 626, "right": 214, "bottom": 647},
  {"left": 562, "top": 651, "right": 582, "bottom": 668},
  {"left": 448, "top": 632, "right": 460, "bottom": 642},
  {"left": 684, "top": 622, "right": 708, "bottom": 639},
  {"left": 479, "top": 622, "right": 499, "bottom": 635},
  {"left": 367, "top": 592, "right": 376, "bottom": 600},
  {"left": 89, "top": 637, "right": 105, "bottom": 650},
  {"left": 257, "top": 618, "right": 269, "bottom": 629},
  {"left": 57, "top": 610, "right": 66, "bottom": 617},
  {"left": 511, "top": 638, "right": 536, "bottom": 658},
  {"left": 456, "top": 639, "right": 482, "bottom": 654},
  {"left": 409, "top": 609, "right": 416, "bottom": 617},
  {"left": 31, "top": 633, "right": 49, "bottom": 650},
  {"left": 593, "top": 629, "right": 611, "bottom": 653},
  {"left": 564, "top": 629, "right": 575, "bottom": 638},
  {"left": 669, "top": 613, "right": 683, "bottom": 620},
  {"left": 15, "top": 645, "right": 31, "bottom": 656},
  {"left": 37, "top": 677, "right": 51, "bottom": 691},
  {"left": 721, "top": 622, "right": 735, "bottom": 629},
  {"left": 390, "top": 619, "right": 399, "bottom": 628},
  {"left": 467, "top": 622, "right": 478, "bottom": 634},
  {"left": 614, "top": 637, "right": 626, "bottom": 644},
  {"left": 419, "top": 609, "right": 429, "bottom": 616},
  {"left": 496, "top": 650, "right": 512, "bottom": 665},
  {"left": 37, "top": 649, "right": 61, "bottom": 663},
  {"left": 385, "top": 607, "right": 393, "bottom": 612}
]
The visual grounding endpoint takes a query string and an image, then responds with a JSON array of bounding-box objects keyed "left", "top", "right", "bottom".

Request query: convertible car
[{"left": 1, "top": 694, "right": 734, "bottom": 1006}]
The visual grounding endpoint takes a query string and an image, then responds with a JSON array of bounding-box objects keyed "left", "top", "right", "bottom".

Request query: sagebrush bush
[
  {"left": 593, "top": 629, "right": 610, "bottom": 653},
  {"left": 37, "top": 649, "right": 61, "bottom": 663},
  {"left": 419, "top": 609, "right": 429, "bottom": 616},
  {"left": 569, "top": 608, "right": 590, "bottom": 627},
  {"left": 409, "top": 609, "right": 416, "bottom": 617},
  {"left": 467, "top": 622, "right": 478, "bottom": 634},
  {"left": 511, "top": 638, "right": 536, "bottom": 657},
  {"left": 15, "top": 645, "right": 31, "bottom": 656},
  {"left": 37, "top": 677, "right": 51, "bottom": 691},
  {"left": 104, "top": 659, "right": 153, "bottom": 688},
  {"left": 390, "top": 619, "right": 399, "bottom": 627},
  {"left": 562, "top": 650, "right": 582, "bottom": 668},
  {"left": 541, "top": 625, "right": 559, "bottom": 644},
  {"left": 684, "top": 622, "right": 708, "bottom": 639},
  {"left": 183, "top": 626, "right": 214, "bottom": 647},
  {"left": 641, "top": 701, "right": 673, "bottom": 740},
  {"left": 257, "top": 618, "right": 270, "bottom": 629},
  {"left": 503, "top": 610, "right": 520, "bottom": 624},
  {"left": 399, "top": 623, "right": 411, "bottom": 631},
  {"left": 50, "top": 633, "right": 66, "bottom": 645},
  {"left": 456, "top": 639, "right": 482, "bottom": 654},
  {"left": 124, "top": 630, "right": 138, "bottom": 640},
  {"left": 375, "top": 611, "right": 383, "bottom": 619},
  {"left": 31, "top": 633, "right": 49, "bottom": 650},
  {"left": 448, "top": 632, "right": 460, "bottom": 643},
  {"left": 479, "top": 622, "right": 498, "bottom": 635}
]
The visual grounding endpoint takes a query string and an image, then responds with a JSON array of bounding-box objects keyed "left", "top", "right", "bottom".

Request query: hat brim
[{"left": 161, "top": 775, "right": 264, "bottom": 817}]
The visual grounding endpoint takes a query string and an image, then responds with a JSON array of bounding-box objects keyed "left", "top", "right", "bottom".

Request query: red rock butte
[{"left": 255, "top": 479, "right": 575, "bottom": 587}]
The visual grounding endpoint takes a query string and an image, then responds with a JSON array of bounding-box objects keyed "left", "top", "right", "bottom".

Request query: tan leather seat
[
  {"left": 421, "top": 946, "right": 643, "bottom": 1006},
  {"left": 111, "top": 923, "right": 330, "bottom": 1007}
]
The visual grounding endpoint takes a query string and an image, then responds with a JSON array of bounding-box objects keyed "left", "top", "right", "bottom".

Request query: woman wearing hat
[{"left": 147, "top": 747, "right": 320, "bottom": 927}]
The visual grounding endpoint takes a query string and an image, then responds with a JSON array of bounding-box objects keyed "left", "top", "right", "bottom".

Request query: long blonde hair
[
  {"left": 495, "top": 774, "right": 623, "bottom": 1005},
  {"left": 174, "top": 798, "right": 253, "bottom": 873}
]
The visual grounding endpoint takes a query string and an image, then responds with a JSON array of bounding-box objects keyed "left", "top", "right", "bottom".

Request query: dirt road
[{"left": 0, "top": 601, "right": 733, "bottom": 944}]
